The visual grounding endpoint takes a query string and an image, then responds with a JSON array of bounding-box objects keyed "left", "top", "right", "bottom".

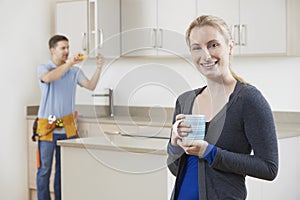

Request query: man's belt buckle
[{"left": 55, "top": 119, "right": 64, "bottom": 128}]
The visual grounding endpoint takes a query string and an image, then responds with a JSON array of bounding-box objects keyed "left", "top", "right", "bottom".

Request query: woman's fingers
[{"left": 175, "top": 114, "right": 185, "bottom": 121}]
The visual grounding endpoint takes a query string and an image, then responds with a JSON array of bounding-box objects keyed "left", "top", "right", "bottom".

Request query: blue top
[
  {"left": 170, "top": 144, "right": 216, "bottom": 200},
  {"left": 170, "top": 122, "right": 217, "bottom": 199},
  {"left": 177, "top": 155, "right": 199, "bottom": 200},
  {"left": 37, "top": 61, "right": 86, "bottom": 133}
]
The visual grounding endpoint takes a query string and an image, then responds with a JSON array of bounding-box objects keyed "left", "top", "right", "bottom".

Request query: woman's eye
[
  {"left": 192, "top": 47, "right": 201, "bottom": 51},
  {"left": 209, "top": 43, "right": 219, "bottom": 48}
]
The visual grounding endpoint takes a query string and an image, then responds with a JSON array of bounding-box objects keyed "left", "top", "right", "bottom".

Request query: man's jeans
[{"left": 36, "top": 134, "right": 67, "bottom": 200}]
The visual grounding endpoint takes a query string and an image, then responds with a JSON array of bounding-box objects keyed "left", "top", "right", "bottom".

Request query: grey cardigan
[{"left": 167, "top": 81, "right": 278, "bottom": 200}]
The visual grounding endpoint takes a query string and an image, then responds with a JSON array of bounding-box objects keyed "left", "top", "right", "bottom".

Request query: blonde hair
[{"left": 186, "top": 15, "right": 247, "bottom": 84}]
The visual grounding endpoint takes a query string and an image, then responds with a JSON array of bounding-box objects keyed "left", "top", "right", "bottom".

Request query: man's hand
[
  {"left": 96, "top": 54, "right": 104, "bottom": 69},
  {"left": 69, "top": 53, "right": 85, "bottom": 65}
]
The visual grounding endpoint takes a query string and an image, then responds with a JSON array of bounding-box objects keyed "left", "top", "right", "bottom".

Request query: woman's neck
[{"left": 205, "top": 75, "right": 237, "bottom": 102}]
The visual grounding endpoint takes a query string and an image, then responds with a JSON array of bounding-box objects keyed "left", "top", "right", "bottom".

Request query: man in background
[{"left": 36, "top": 35, "right": 104, "bottom": 200}]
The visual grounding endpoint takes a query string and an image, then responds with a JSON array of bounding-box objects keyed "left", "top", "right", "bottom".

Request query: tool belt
[{"left": 36, "top": 113, "right": 78, "bottom": 141}]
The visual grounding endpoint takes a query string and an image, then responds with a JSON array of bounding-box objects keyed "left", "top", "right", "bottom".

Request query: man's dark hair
[{"left": 48, "top": 35, "right": 69, "bottom": 49}]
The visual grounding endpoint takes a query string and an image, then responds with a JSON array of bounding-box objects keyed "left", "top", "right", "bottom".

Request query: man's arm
[
  {"left": 79, "top": 54, "right": 104, "bottom": 91},
  {"left": 40, "top": 55, "right": 82, "bottom": 83}
]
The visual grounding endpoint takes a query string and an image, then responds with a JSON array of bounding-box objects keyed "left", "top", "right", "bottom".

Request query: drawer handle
[{"left": 104, "top": 131, "right": 120, "bottom": 135}]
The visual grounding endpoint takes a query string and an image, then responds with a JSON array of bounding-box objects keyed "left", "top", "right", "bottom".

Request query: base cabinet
[
  {"left": 27, "top": 118, "right": 171, "bottom": 199},
  {"left": 60, "top": 144, "right": 172, "bottom": 199},
  {"left": 246, "top": 136, "right": 300, "bottom": 200}
]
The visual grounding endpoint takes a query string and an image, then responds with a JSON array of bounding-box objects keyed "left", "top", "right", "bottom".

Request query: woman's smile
[{"left": 200, "top": 60, "right": 218, "bottom": 69}]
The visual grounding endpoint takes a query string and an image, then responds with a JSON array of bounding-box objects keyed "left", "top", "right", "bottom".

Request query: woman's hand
[
  {"left": 171, "top": 113, "right": 208, "bottom": 157},
  {"left": 178, "top": 139, "right": 209, "bottom": 157},
  {"left": 171, "top": 114, "right": 191, "bottom": 146}
]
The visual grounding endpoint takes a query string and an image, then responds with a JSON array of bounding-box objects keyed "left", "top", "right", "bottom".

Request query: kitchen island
[
  {"left": 57, "top": 135, "right": 174, "bottom": 200},
  {"left": 26, "top": 106, "right": 300, "bottom": 200}
]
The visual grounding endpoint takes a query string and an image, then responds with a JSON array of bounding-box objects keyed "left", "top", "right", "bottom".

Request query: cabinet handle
[
  {"left": 152, "top": 28, "right": 157, "bottom": 48},
  {"left": 82, "top": 32, "right": 87, "bottom": 52},
  {"left": 158, "top": 28, "right": 163, "bottom": 48},
  {"left": 98, "top": 28, "right": 103, "bottom": 49},
  {"left": 233, "top": 25, "right": 240, "bottom": 46},
  {"left": 240, "top": 24, "right": 246, "bottom": 46},
  {"left": 104, "top": 131, "right": 120, "bottom": 135}
]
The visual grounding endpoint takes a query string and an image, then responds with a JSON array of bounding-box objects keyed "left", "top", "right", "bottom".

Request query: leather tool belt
[{"left": 36, "top": 113, "right": 78, "bottom": 141}]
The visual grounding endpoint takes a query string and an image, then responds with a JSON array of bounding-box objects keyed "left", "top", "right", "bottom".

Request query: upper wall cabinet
[
  {"left": 56, "top": 0, "right": 300, "bottom": 57},
  {"left": 198, "top": 0, "right": 286, "bottom": 56},
  {"left": 121, "top": 0, "right": 197, "bottom": 57},
  {"left": 56, "top": 0, "right": 120, "bottom": 58},
  {"left": 56, "top": 1, "right": 87, "bottom": 56}
]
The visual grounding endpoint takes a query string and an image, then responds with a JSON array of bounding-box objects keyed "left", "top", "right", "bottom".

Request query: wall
[
  {"left": 76, "top": 56, "right": 300, "bottom": 112},
  {"left": 76, "top": 56, "right": 205, "bottom": 107},
  {"left": 0, "top": 0, "right": 53, "bottom": 199},
  {"left": 233, "top": 56, "right": 300, "bottom": 112}
]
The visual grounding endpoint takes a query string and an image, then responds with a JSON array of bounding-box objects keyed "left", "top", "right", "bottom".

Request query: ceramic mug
[{"left": 182, "top": 115, "right": 206, "bottom": 140}]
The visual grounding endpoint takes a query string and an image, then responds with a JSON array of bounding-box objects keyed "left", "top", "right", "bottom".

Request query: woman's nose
[{"left": 200, "top": 48, "right": 211, "bottom": 61}]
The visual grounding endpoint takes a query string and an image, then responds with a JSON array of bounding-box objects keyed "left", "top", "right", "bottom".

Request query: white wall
[
  {"left": 233, "top": 56, "right": 300, "bottom": 112},
  {"left": 76, "top": 56, "right": 300, "bottom": 112},
  {"left": 76, "top": 56, "right": 205, "bottom": 107},
  {"left": 0, "top": 0, "right": 53, "bottom": 199}
]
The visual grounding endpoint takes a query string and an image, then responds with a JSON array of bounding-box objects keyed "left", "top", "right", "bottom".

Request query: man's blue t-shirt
[{"left": 37, "top": 61, "right": 86, "bottom": 133}]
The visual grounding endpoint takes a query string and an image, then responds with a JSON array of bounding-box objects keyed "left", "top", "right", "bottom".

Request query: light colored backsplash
[{"left": 76, "top": 56, "right": 300, "bottom": 112}]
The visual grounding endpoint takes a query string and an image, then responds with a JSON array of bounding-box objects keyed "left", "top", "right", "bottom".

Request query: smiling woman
[
  {"left": 186, "top": 15, "right": 245, "bottom": 84},
  {"left": 167, "top": 15, "right": 278, "bottom": 200}
]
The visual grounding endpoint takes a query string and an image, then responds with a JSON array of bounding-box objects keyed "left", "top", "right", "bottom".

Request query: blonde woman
[{"left": 167, "top": 15, "right": 278, "bottom": 200}]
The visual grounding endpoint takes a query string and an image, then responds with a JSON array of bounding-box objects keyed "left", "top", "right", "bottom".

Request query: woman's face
[{"left": 189, "top": 25, "right": 233, "bottom": 80}]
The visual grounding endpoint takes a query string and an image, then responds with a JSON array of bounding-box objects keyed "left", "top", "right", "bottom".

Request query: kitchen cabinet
[
  {"left": 56, "top": 1, "right": 87, "bottom": 56},
  {"left": 56, "top": 0, "right": 120, "bottom": 58},
  {"left": 121, "top": 0, "right": 197, "bottom": 56},
  {"left": 58, "top": 135, "right": 172, "bottom": 199},
  {"left": 197, "top": 0, "right": 286, "bottom": 55},
  {"left": 246, "top": 136, "right": 300, "bottom": 200},
  {"left": 79, "top": 118, "right": 171, "bottom": 138},
  {"left": 77, "top": 121, "right": 90, "bottom": 138}
]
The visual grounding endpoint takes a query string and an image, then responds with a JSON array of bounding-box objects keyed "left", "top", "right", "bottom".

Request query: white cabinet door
[
  {"left": 239, "top": 0, "right": 286, "bottom": 55},
  {"left": 157, "top": 0, "right": 197, "bottom": 56},
  {"left": 96, "top": 0, "right": 120, "bottom": 57},
  {"left": 77, "top": 121, "right": 90, "bottom": 138},
  {"left": 121, "top": 0, "right": 157, "bottom": 56},
  {"left": 197, "top": 0, "right": 286, "bottom": 55},
  {"left": 56, "top": 1, "right": 87, "bottom": 56},
  {"left": 197, "top": 0, "right": 239, "bottom": 30},
  {"left": 197, "top": 1, "right": 239, "bottom": 37},
  {"left": 56, "top": 0, "right": 120, "bottom": 58},
  {"left": 121, "top": 0, "right": 197, "bottom": 56}
]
